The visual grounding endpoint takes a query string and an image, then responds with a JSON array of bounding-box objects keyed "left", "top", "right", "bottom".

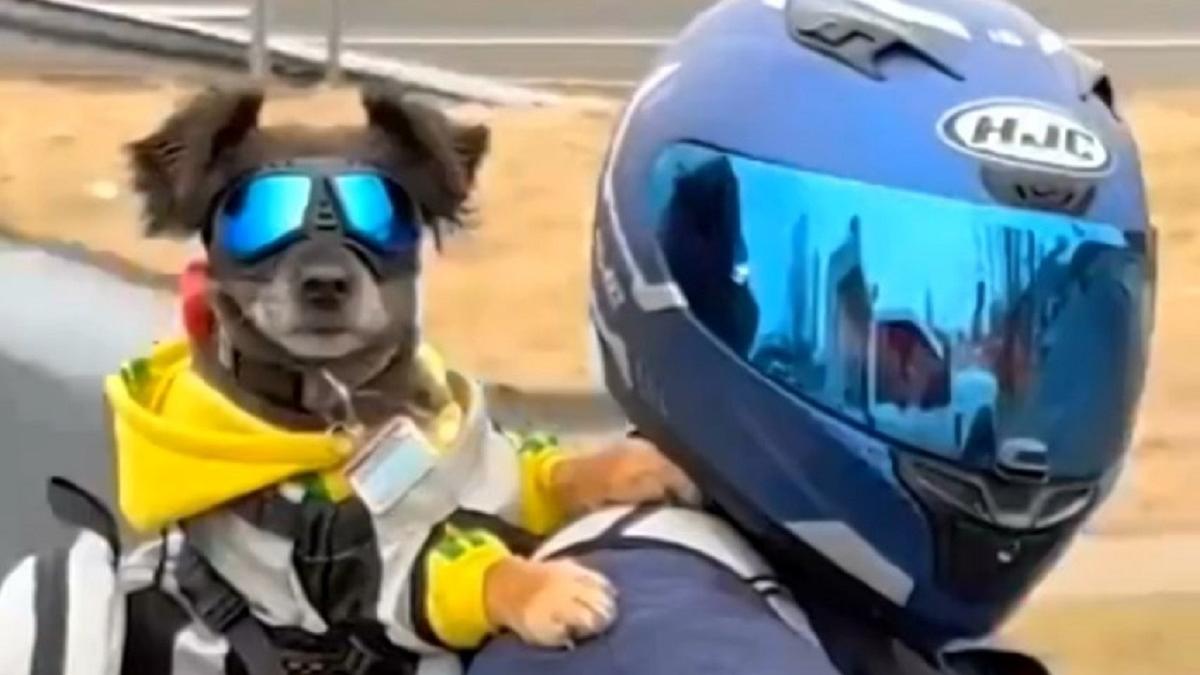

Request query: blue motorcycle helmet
[{"left": 590, "top": 0, "right": 1156, "bottom": 648}]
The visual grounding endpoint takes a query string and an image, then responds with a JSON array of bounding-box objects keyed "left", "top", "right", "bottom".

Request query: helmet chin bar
[
  {"left": 895, "top": 451, "right": 1095, "bottom": 604},
  {"left": 897, "top": 452, "right": 1097, "bottom": 532}
]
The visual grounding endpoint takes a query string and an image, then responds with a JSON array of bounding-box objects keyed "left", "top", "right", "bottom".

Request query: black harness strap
[
  {"left": 175, "top": 543, "right": 397, "bottom": 675},
  {"left": 45, "top": 477, "right": 121, "bottom": 559},
  {"left": 228, "top": 493, "right": 307, "bottom": 540},
  {"left": 30, "top": 478, "right": 123, "bottom": 675},
  {"left": 175, "top": 545, "right": 287, "bottom": 675},
  {"left": 120, "top": 587, "right": 193, "bottom": 675},
  {"left": 30, "top": 547, "right": 69, "bottom": 675}
]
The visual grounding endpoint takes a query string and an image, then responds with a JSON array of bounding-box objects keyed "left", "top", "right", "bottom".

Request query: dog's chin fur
[
  {"left": 271, "top": 331, "right": 372, "bottom": 361},
  {"left": 242, "top": 258, "right": 394, "bottom": 362}
]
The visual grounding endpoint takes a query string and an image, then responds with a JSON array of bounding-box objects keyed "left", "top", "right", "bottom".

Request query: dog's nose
[{"left": 299, "top": 265, "right": 352, "bottom": 309}]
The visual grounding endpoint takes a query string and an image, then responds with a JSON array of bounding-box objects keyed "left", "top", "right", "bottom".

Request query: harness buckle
[
  {"left": 339, "top": 636, "right": 381, "bottom": 675},
  {"left": 175, "top": 548, "right": 250, "bottom": 634},
  {"left": 278, "top": 634, "right": 382, "bottom": 675}
]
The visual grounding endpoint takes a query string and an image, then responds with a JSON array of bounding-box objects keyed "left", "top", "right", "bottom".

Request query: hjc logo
[
  {"left": 940, "top": 100, "right": 1112, "bottom": 175},
  {"left": 972, "top": 115, "right": 1097, "bottom": 161}
]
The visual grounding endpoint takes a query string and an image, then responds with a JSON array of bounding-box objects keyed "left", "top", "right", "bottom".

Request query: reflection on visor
[
  {"left": 215, "top": 172, "right": 419, "bottom": 262},
  {"left": 331, "top": 173, "right": 419, "bottom": 252},
  {"left": 217, "top": 174, "right": 312, "bottom": 261},
  {"left": 653, "top": 143, "right": 1153, "bottom": 475}
]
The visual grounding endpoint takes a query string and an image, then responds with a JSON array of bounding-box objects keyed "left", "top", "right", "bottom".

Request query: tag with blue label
[{"left": 346, "top": 417, "right": 438, "bottom": 515}]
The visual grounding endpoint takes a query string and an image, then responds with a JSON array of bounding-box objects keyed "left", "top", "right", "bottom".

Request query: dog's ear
[
  {"left": 452, "top": 122, "right": 490, "bottom": 189},
  {"left": 126, "top": 86, "right": 264, "bottom": 238},
  {"left": 360, "top": 84, "right": 490, "bottom": 224}
]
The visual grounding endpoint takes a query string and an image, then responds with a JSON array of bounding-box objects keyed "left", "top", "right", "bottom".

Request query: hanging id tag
[{"left": 345, "top": 416, "right": 438, "bottom": 515}]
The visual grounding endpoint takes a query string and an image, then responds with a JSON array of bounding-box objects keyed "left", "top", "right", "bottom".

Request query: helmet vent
[
  {"left": 981, "top": 165, "right": 1097, "bottom": 217},
  {"left": 785, "top": 1, "right": 963, "bottom": 81},
  {"left": 1091, "top": 75, "right": 1116, "bottom": 113},
  {"left": 1068, "top": 47, "right": 1121, "bottom": 120},
  {"left": 897, "top": 453, "right": 1097, "bottom": 533}
]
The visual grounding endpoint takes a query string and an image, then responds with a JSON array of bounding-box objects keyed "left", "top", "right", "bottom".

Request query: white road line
[
  {"left": 1071, "top": 35, "right": 1200, "bottom": 49},
  {"left": 281, "top": 35, "right": 673, "bottom": 48},
  {"left": 99, "top": 3, "right": 249, "bottom": 21},
  {"left": 271, "top": 33, "right": 1200, "bottom": 51},
  {"left": 507, "top": 77, "right": 640, "bottom": 90}
]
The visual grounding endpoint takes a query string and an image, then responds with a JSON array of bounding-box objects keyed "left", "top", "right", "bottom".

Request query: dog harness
[{"left": 0, "top": 338, "right": 576, "bottom": 675}]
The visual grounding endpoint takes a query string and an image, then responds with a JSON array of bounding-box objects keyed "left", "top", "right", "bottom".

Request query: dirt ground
[
  {"left": 1005, "top": 594, "right": 1200, "bottom": 675},
  {"left": 0, "top": 76, "right": 1197, "bottom": 672}
]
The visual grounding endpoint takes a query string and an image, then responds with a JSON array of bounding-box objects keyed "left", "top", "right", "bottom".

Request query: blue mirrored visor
[
  {"left": 652, "top": 143, "right": 1154, "bottom": 476},
  {"left": 214, "top": 171, "right": 419, "bottom": 262}
]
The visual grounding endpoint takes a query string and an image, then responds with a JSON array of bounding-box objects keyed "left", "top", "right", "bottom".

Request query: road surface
[{"left": 0, "top": 241, "right": 176, "bottom": 565}]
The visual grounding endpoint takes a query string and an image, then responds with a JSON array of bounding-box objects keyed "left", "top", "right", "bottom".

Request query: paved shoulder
[{"left": 0, "top": 241, "right": 175, "bottom": 572}]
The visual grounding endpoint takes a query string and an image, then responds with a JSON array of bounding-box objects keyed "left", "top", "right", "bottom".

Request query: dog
[{"left": 112, "top": 82, "right": 698, "bottom": 664}]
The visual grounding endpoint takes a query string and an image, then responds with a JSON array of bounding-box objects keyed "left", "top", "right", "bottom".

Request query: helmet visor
[{"left": 652, "top": 143, "right": 1154, "bottom": 477}]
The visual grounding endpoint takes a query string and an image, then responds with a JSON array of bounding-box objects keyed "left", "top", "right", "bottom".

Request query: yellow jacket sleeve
[
  {"left": 422, "top": 525, "right": 511, "bottom": 649},
  {"left": 420, "top": 432, "right": 571, "bottom": 648},
  {"left": 510, "top": 432, "right": 570, "bottom": 537}
]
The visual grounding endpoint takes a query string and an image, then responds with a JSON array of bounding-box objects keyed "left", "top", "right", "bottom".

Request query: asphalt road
[
  {"left": 0, "top": 241, "right": 177, "bottom": 568},
  {"left": 88, "top": 0, "right": 1200, "bottom": 87}
]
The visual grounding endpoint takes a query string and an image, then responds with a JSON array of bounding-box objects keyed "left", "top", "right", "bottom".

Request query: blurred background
[
  {"left": 0, "top": 1, "right": 1197, "bottom": 672},
  {"left": 4, "top": 0, "right": 1198, "bottom": 88}
]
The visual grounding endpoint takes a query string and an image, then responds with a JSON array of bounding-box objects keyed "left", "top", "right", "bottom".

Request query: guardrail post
[
  {"left": 326, "top": 0, "right": 344, "bottom": 81},
  {"left": 249, "top": 0, "right": 270, "bottom": 78}
]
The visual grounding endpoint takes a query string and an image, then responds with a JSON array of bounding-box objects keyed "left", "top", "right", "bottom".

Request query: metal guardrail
[
  {"left": 248, "top": 0, "right": 269, "bottom": 78},
  {"left": 325, "top": 0, "right": 343, "bottom": 81},
  {"left": 2, "top": 0, "right": 324, "bottom": 81},
  {"left": 254, "top": 0, "right": 339, "bottom": 82},
  {"left": 3, "top": 0, "right": 572, "bottom": 106}
]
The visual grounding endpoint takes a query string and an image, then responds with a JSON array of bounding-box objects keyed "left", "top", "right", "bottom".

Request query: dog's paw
[
  {"left": 484, "top": 557, "right": 616, "bottom": 648},
  {"left": 556, "top": 437, "right": 701, "bottom": 514}
]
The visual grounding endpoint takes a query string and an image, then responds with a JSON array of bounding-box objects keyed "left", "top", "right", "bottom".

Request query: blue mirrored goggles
[
  {"left": 652, "top": 143, "right": 1155, "bottom": 475},
  {"left": 212, "top": 170, "right": 420, "bottom": 263}
]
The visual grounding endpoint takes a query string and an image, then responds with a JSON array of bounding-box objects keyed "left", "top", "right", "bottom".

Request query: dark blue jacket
[
  {"left": 472, "top": 546, "right": 840, "bottom": 675},
  {"left": 469, "top": 507, "right": 1050, "bottom": 675}
]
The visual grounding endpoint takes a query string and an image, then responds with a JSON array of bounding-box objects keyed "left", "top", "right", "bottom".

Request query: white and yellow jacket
[{"left": 0, "top": 338, "right": 576, "bottom": 675}]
